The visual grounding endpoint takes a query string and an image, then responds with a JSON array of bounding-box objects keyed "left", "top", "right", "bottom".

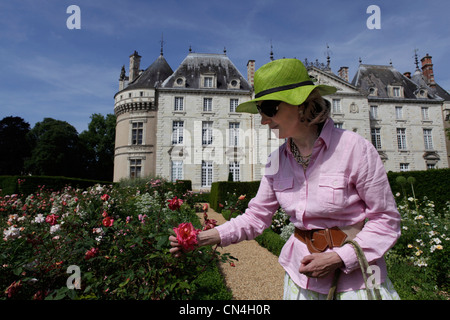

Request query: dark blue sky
[{"left": 1, "top": 0, "right": 449, "bottom": 132}]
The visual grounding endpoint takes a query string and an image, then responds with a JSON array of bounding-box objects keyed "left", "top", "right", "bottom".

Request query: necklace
[{"left": 290, "top": 139, "right": 313, "bottom": 170}]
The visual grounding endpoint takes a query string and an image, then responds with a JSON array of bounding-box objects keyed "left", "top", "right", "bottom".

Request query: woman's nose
[{"left": 260, "top": 114, "right": 272, "bottom": 125}]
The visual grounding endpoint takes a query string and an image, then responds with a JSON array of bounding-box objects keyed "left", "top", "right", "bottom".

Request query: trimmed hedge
[
  {"left": 209, "top": 181, "right": 260, "bottom": 213},
  {"left": 210, "top": 168, "right": 450, "bottom": 215},
  {"left": 387, "top": 168, "right": 450, "bottom": 214},
  {"left": 0, "top": 175, "right": 113, "bottom": 196}
]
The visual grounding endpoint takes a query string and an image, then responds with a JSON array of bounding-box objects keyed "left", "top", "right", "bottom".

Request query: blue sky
[{"left": 1, "top": 0, "right": 449, "bottom": 133}]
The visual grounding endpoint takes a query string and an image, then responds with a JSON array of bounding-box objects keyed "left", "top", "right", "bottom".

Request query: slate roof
[
  {"left": 161, "top": 53, "right": 252, "bottom": 91},
  {"left": 126, "top": 54, "right": 174, "bottom": 90}
]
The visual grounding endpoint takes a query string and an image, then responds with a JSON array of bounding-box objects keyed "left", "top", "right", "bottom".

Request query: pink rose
[
  {"left": 85, "top": 247, "right": 99, "bottom": 260},
  {"left": 173, "top": 222, "right": 201, "bottom": 251}
]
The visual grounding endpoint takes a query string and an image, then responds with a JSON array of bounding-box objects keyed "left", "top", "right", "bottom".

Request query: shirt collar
[{"left": 285, "top": 117, "right": 333, "bottom": 156}]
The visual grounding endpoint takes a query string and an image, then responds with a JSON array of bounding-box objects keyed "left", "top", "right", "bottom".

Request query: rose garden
[{"left": 1, "top": 173, "right": 449, "bottom": 300}]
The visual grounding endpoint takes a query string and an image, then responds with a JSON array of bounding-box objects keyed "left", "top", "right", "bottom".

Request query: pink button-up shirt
[{"left": 216, "top": 118, "right": 401, "bottom": 294}]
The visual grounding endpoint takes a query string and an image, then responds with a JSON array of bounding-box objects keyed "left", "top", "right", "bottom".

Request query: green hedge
[
  {"left": 209, "top": 181, "right": 260, "bottom": 213},
  {"left": 387, "top": 168, "right": 450, "bottom": 214},
  {"left": 0, "top": 175, "right": 113, "bottom": 196}
]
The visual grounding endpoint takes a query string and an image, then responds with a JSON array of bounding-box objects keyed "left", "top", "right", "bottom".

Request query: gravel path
[{"left": 200, "top": 205, "right": 285, "bottom": 300}]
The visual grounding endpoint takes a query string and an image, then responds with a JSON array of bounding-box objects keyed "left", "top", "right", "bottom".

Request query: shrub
[{"left": 0, "top": 178, "right": 231, "bottom": 300}]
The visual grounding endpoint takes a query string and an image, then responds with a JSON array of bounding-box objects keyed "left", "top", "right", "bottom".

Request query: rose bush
[{"left": 0, "top": 178, "right": 232, "bottom": 300}]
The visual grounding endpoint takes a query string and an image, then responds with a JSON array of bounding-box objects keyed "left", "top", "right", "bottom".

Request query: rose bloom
[
  {"left": 101, "top": 194, "right": 110, "bottom": 201},
  {"left": 45, "top": 214, "right": 59, "bottom": 226},
  {"left": 167, "top": 196, "right": 184, "bottom": 211},
  {"left": 238, "top": 195, "right": 246, "bottom": 201},
  {"left": 102, "top": 216, "right": 114, "bottom": 227},
  {"left": 85, "top": 247, "right": 99, "bottom": 260},
  {"left": 173, "top": 222, "right": 201, "bottom": 251}
]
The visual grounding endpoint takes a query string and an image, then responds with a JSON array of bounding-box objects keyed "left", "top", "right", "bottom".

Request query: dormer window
[
  {"left": 368, "top": 87, "right": 378, "bottom": 96},
  {"left": 204, "top": 77, "right": 213, "bottom": 87},
  {"left": 200, "top": 74, "right": 216, "bottom": 88},
  {"left": 387, "top": 85, "right": 404, "bottom": 98},
  {"left": 174, "top": 77, "right": 186, "bottom": 88},
  {"left": 228, "top": 79, "right": 241, "bottom": 89}
]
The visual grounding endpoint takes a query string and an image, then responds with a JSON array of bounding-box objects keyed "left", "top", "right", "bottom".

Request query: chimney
[
  {"left": 403, "top": 71, "right": 411, "bottom": 79},
  {"left": 421, "top": 53, "right": 436, "bottom": 88},
  {"left": 338, "top": 66, "right": 349, "bottom": 82},
  {"left": 129, "top": 50, "right": 142, "bottom": 83},
  {"left": 247, "top": 60, "right": 255, "bottom": 87}
]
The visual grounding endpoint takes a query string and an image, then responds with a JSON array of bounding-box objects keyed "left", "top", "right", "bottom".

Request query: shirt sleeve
[
  {"left": 334, "top": 139, "right": 401, "bottom": 273},
  {"left": 215, "top": 172, "right": 280, "bottom": 247}
]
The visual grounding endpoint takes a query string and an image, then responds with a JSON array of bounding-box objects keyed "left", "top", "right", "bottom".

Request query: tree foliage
[{"left": 0, "top": 117, "right": 31, "bottom": 175}]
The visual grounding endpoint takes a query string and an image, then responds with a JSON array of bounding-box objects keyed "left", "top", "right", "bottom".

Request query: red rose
[
  {"left": 101, "top": 194, "right": 110, "bottom": 201},
  {"left": 102, "top": 216, "right": 114, "bottom": 227},
  {"left": 45, "top": 214, "right": 59, "bottom": 226},
  {"left": 85, "top": 247, "right": 99, "bottom": 260},
  {"left": 167, "top": 196, "right": 184, "bottom": 211},
  {"left": 173, "top": 222, "right": 201, "bottom": 251}
]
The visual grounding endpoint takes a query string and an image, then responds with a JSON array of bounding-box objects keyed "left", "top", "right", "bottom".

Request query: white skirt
[{"left": 283, "top": 273, "right": 401, "bottom": 300}]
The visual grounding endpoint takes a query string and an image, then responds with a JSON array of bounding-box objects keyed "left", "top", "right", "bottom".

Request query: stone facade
[{"left": 113, "top": 50, "right": 449, "bottom": 189}]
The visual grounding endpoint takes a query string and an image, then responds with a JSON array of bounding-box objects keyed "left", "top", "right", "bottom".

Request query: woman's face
[{"left": 259, "top": 102, "right": 302, "bottom": 139}]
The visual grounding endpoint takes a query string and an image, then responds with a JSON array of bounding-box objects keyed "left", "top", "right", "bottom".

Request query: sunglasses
[{"left": 257, "top": 100, "right": 281, "bottom": 117}]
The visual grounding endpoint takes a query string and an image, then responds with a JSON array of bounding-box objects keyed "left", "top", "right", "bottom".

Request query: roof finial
[
  {"left": 160, "top": 33, "right": 165, "bottom": 56},
  {"left": 270, "top": 40, "right": 274, "bottom": 61},
  {"left": 359, "top": 57, "right": 362, "bottom": 64},
  {"left": 189, "top": 45, "right": 192, "bottom": 53},
  {"left": 325, "top": 43, "right": 331, "bottom": 69},
  {"left": 224, "top": 47, "right": 227, "bottom": 54},
  {"left": 414, "top": 48, "right": 420, "bottom": 70}
]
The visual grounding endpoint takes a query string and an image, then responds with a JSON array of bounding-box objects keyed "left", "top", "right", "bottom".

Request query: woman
[{"left": 169, "top": 58, "right": 401, "bottom": 300}]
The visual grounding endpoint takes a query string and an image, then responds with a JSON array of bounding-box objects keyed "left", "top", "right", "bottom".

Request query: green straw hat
[{"left": 236, "top": 59, "right": 337, "bottom": 113}]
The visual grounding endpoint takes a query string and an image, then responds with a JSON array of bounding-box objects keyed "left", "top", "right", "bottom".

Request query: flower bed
[{"left": 1, "top": 179, "right": 232, "bottom": 300}]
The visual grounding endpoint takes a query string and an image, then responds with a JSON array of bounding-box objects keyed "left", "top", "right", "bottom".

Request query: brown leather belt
[{"left": 294, "top": 221, "right": 364, "bottom": 254}]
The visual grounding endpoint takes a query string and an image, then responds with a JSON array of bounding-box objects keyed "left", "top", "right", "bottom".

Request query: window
[
  {"left": 393, "top": 87, "right": 401, "bottom": 97},
  {"left": 421, "top": 107, "right": 429, "bottom": 120},
  {"left": 370, "top": 106, "right": 378, "bottom": 119},
  {"left": 371, "top": 128, "right": 382, "bottom": 150},
  {"left": 229, "top": 162, "right": 240, "bottom": 182},
  {"left": 140, "top": 91, "right": 144, "bottom": 97},
  {"left": 201, "top": 161, "right": 213, "bottom": 187},
  {"left": 171, "top": 161, "right": 183, "bottom": 182},
  {"left": 174, "top": 97, "right": 184, "bottom": 111},
  {"left": 396, "top": 128, "right": 407, "bottom": 150},
  {"left": 332, "top": 99, "right": 341, "bottom": 113},
  {"left": 400, "top": 163, "right": 410, "bottom": 172},
  {"left": 395, "top": 106, "right": 403, "bottom": 119},
  {"left": 423, "top": 129, "right": 433, "bottom": 150},
  {"left": 204, "top": 77, "right": 213, "bottom": 88},
  {"left": 203, "top": 98, "right": 213, "bottom": 112},
  {"left": 230, "top": 99, "right": 239, "bottom": 112},
  {"left": 172, "top": 121, "right": 184, "bottom": 145},
  {"left": 132, "top": 122, "right": 143, "bottom": 145},
  {"left": 229, "top": 122, "right": 240, "bottom": 146},
  {"left": 202, "top": 121, "right": 213, "bottom": 145},
  {"left": 334, "top": 122, "right": 343, "bottom": 129},
  {"left": 130, "top": 159, "right": 142, "bottom": 178},
  {"left": 427, "top": 163, "right": 436, "bottom": 170}
]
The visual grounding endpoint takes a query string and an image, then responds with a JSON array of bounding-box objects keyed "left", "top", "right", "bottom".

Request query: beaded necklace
[{"left": 290, "top": 139, "right": 312, "bottom": 170}]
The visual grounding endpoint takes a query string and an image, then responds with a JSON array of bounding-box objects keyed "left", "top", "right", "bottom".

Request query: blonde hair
[{"left": 299, "top": 89, "right": 330, "bottom": 126}]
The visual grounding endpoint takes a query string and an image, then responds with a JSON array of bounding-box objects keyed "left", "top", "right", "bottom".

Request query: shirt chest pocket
[
  {"left": 273, "top": 177, "right": 294, "bottom": 206},
  {"left": 318, "top": 175, "right": 348, "bottom": 209}
]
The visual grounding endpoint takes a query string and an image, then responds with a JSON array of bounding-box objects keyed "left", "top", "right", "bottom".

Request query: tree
[
  {"left": 0, "top": 116, "right": 31, "bottom": 175},
  {"left": 79, "top": 113, "right": 116, "bottom": 181},
  {"left": 25, "top": 118, "right": 82, "bottom": 177}
]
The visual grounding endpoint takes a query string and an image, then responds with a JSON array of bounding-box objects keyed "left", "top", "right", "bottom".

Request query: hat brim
[{"left": 236, "top": 84, "right": 337, "bottom": 114}]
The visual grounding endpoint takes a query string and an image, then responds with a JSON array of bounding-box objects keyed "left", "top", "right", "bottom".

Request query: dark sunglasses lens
[{"left": 258, "top": 100, "right": 280, "bottom": 117}]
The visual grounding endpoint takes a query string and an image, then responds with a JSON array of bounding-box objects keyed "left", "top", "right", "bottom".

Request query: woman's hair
[{"left": 300, "top": 88, "right": 330, "bottom": 127}]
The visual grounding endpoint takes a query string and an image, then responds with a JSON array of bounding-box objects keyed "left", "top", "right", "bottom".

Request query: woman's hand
[
  {"left": 299, "top": 252, "right": 343, "bottom": 278},
  {"left": 169, "top": 228, "right": 221, "bottom": 258},
  {"left": 169, "top": 235, "right": 183, "bottom": 258}
]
